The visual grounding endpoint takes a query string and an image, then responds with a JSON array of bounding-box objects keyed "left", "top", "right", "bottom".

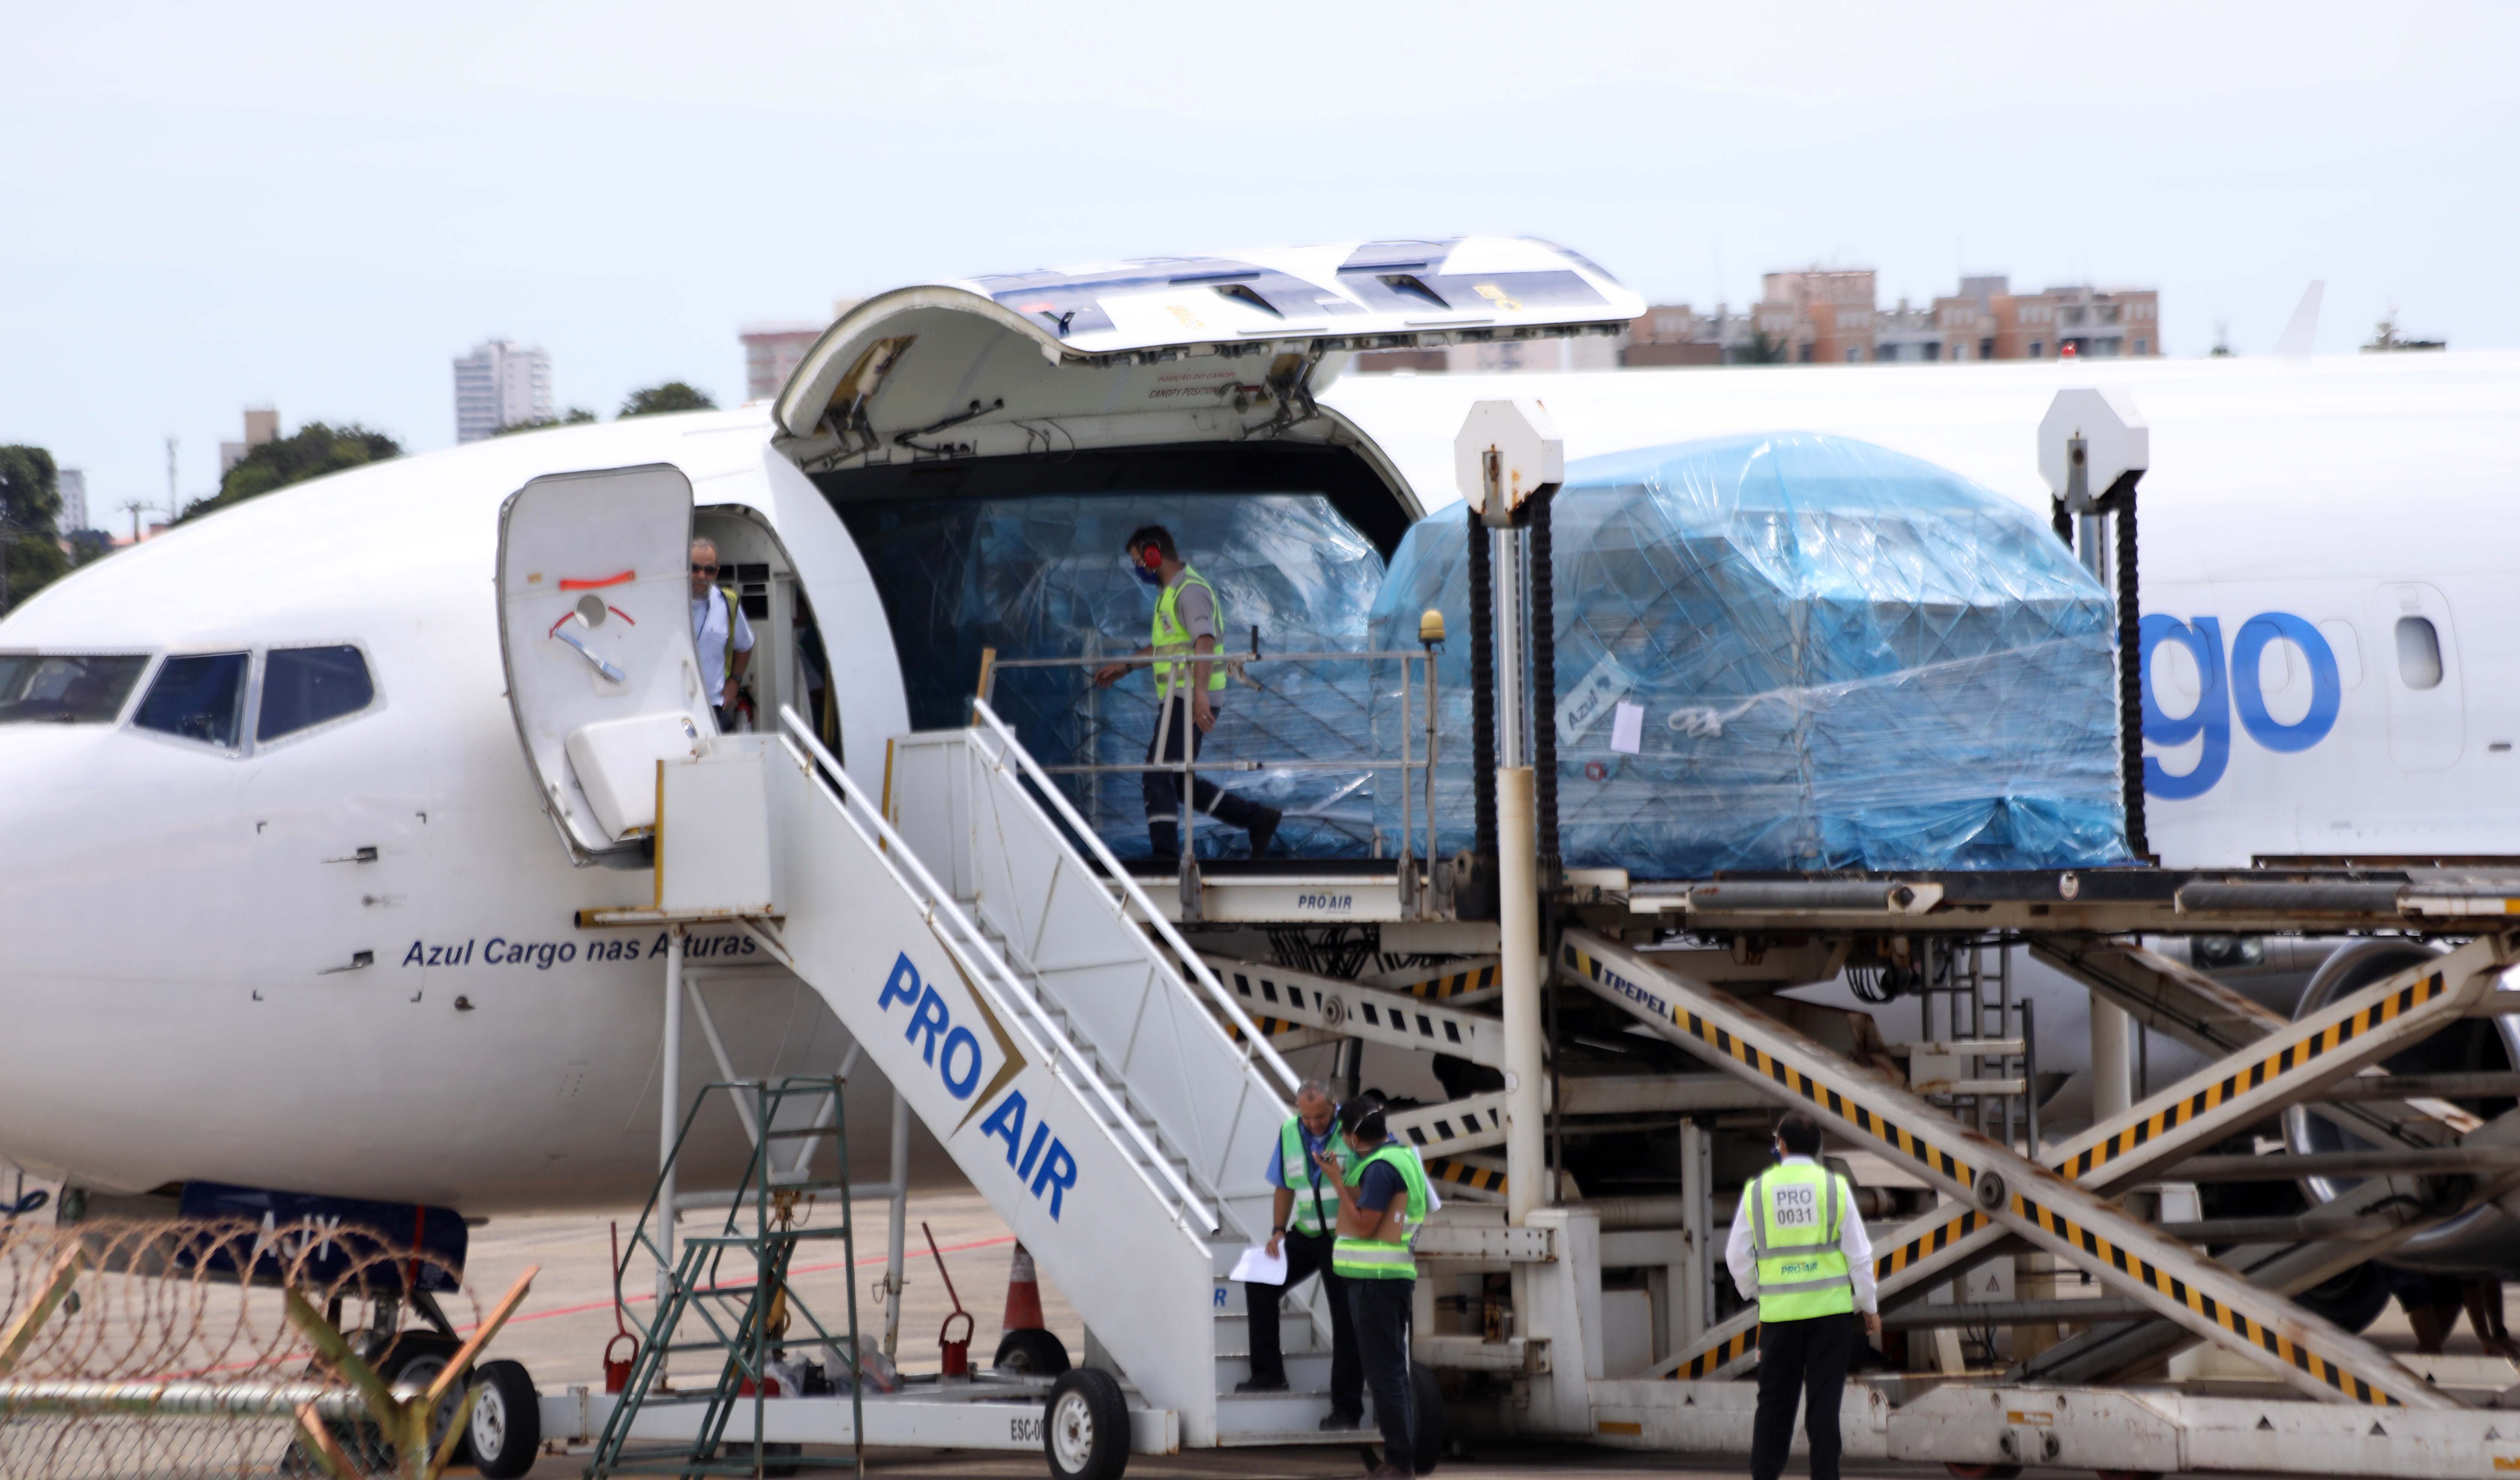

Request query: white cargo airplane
[{"left": 0, "top": 242, "right": 2511, "bottom": 1288}]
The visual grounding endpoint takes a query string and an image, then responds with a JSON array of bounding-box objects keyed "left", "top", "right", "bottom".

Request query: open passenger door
[{"left": 496, "top": 465, "right": 714, "bottom": 860}]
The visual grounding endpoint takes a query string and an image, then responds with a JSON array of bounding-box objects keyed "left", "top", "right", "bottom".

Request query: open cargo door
[
  {"left": 496, "top": 464, "right": 713, "bottom": 860},
  {"left": 770, "top": 236, "right": 1646, "bottom": 460}
]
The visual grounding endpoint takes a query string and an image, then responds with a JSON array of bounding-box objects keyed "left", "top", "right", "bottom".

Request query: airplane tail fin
[{"left": 2274, "top": 280, "right": 2324, "bottom": 359}]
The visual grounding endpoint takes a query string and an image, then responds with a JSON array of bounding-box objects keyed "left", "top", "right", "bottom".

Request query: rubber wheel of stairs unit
[
  {"left": 465, "top": 1359, "right": 542, "bottom": 1479},
  {"left": 995, "top": 1327, "right": 1073, "bottom": 1375},
  {"left": 1044, "top": 1368, "right": 1129, "bottom": 1480},
  {"left": 1410, "top": 1360, "right": 1445, "bottom": 1474}
]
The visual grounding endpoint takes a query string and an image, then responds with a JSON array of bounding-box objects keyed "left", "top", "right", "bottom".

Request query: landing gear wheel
[
  {"left": 2294, "top": 1260, "right": 2393, "bottom": 1335},
  {"left": 1043, "top": 1368, "right": 1128, "bottom": 1480},
  {"left": 995, "top": 1327, "right": 1072, "bottom": 1376},
  {"left": 1945, "top": 1467, "right": 2021, "bottom": 1479},
  {"left": 1409, "top": 1361, "right": 1444, "bottom": 1474},
  {"left": 466, "top": 1359, "right": 541, "bottom": 1480},
  {"left": 377, "top": 1335, "right": 470, "bottom": 1467}
]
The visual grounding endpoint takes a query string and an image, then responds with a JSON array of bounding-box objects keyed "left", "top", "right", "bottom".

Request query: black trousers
[
  {"left": 1751, "top": 1311, "right": 1858, "bottom": 1480},
  {"left": 1346, "top": 1277, "right": 1414, "bottom": 1473},
  {"left": 1242, "top": 1231, "right": 1360, "bottom": 1412},
  {"left": 1143, "top": 695, "right": 1262, "bottom": 851}
]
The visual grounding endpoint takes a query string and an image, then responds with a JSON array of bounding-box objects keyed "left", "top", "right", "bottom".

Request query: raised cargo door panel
[{"left": 496, "top": 464, "right": 713, "bottom": 858}]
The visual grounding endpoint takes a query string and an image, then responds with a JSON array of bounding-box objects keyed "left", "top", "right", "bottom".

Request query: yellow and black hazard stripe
[
  {"left": 2058, "top": 970, "right": 2449, "bottom": 1179},
  {"left": 1226, "top": 1014, "right": 1316, "bottom": 1045},
  {"left": 1423, "top": 1157, "right": 1507, "bottom": 1195},
  {"left": 1676, "top": 1324, "right": 1758, "bottom": 1380},
  {"left": 1874, "top": 1209, "right": 1990, "bottom": 1278},
  {"left": 1397, "top": 963, "right": 1500, "bottom": 1002},
  {"left": 2005, "top": 1188, "right": 2403, "bottom": 1406},
  {"left": 1560, "top": 942, "right": 1978, "bottom": 1190}
]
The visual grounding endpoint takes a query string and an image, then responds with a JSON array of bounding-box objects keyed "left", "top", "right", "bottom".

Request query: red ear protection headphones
[{"left": 1139, "top": 544, "right": 1164, "bottom": 571}]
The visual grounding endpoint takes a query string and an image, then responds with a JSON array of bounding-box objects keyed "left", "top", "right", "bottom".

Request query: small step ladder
[{"left": 590, "top": 1076, "right": 866, "bottom": 1479}]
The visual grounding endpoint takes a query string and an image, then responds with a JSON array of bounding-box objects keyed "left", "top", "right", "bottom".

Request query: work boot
[
  {"left": 1319, "top": 1411, "right": 1365, "bottom": 1431},
  {"left": 1234, "top": 1375, "right": 1288, "bottom": 1393},
  {"left": 1246, "top": 806, "right": 1282, "bottom": 858}
]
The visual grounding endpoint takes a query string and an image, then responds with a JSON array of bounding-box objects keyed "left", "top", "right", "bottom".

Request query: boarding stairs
[{"left": 626, "top": 703, "right": 1398, "bottom": 1452}]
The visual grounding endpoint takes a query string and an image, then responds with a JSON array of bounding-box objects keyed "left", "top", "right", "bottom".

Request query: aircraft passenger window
[
  {"left": 258, "top": 645, "right": 375, "bottom": 741},
  {"left": 134, "top": 653, "right": 248, "bottom": 748},
  {"left": 0, "top": 654, "right": 148, "bottom": 725},
  {"left": 2394, "top": 616, "right": 2443, "bottom": 690}
]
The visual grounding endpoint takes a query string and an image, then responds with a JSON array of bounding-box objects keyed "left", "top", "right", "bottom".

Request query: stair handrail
[
  {"left": 776, "top": 707, "right": 1218, "bottom": 1233},
  {"left": 969, "top": 695, "right": 1301, "bottom": 1099}
]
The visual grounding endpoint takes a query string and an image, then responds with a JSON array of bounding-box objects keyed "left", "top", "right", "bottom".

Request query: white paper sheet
[
  {"left": 1228, "top": 1244, "right": 1288, "bottom": 1285},
  {"left": 1610, "top": 701, "right": 1645, "bottom": 755}
]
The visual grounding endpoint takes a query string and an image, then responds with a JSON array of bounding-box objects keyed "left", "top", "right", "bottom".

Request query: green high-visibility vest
[
  {"left": 1150, "top": 566, "right": 1227, "bottom": 697},
  {"left": 1748, "top": 1160, "right": 1856, "bottom": 1321},
  {"left": 1281, "top": 1117, "right": 1357, "bottom": 1237},
  {"left": 1332, "top": 1144, "right": 1430, "bottom": 1281}
]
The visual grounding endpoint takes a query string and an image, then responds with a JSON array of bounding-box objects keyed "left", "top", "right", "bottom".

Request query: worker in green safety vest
[
  {"left": 1319, "top": 1098, "right": 1431, "bottom": 1480},
  {"left": 1725, "top": 1111, "right": 1881, "bottom": 1480},
  {"left": 1092, "top": 524, "right": 1280, "bottom": 865},
  {"left": 1233, "top": 1080, "right": 1365, "bottom": 1428}
]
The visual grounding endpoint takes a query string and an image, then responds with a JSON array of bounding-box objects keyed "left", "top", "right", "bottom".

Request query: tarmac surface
[{"left": 448, "top": 1188, "right": 2514, "bottom": 1480}]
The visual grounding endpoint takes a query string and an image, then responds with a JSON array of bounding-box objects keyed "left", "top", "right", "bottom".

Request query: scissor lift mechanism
[{"left": 1142, "top": 863, "right": 2520, "bottom": 1478}]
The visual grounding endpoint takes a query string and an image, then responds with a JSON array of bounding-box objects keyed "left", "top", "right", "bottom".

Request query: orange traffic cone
[{"left": 1002, "top": 1241, "right": 1046, "bottom": 1332}]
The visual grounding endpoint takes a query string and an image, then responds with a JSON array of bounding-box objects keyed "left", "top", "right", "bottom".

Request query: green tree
[
  {"left": 1729, "top": 329, "right": 1790, "bottom": 366},
  {"left": 178, "top": 422, "right": 402, "bottom": 523},
  {"left": 65, "top": 529, "right": 115, "bottom": 567},
  {"left": 0, "top": 445, "right": 69, "bottom": 614},
  {"left": 619, "top": 382, "right": 717, "bottom": 418},
  {"left": 493, "top": 407, "right": 599, "bottom": 436}
]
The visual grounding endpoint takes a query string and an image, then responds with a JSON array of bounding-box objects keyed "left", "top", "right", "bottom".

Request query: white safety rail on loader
[{"left": 1554, "top": 926, "right": 2499, "bottom": 1410}]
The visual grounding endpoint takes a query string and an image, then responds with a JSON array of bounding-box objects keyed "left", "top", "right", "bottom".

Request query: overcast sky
[{"left": 5, "top": 1, "right": 2513, "bottom": 517}]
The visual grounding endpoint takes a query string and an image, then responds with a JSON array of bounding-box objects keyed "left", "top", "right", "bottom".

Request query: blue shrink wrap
[
  {"left": 1370, "top": 433, "right": 2131, "bottom": 876},
  {"left": 844, "top": 493, "right": 1385, "bottom": 859}
]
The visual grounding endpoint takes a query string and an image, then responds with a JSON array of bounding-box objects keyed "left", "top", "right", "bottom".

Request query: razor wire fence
[{"left": 0, "top": 1216, "right": 513, "bottom": 1480}]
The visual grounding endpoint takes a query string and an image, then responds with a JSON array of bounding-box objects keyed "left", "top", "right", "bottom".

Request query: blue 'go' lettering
[
  {"left": 2141, "top": 610, "right": 2344, "bottom": 798},
  {"left": 2229, "top": 613, "right": 2340, "bottom": 754},
  {"left": 2140, "top": 615, "right": 2228, "bottom": 800}
]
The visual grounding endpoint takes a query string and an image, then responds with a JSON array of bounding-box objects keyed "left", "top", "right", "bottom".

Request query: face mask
[{"left": 1132, "top": 564, "right": 1164, "bottom": 587}]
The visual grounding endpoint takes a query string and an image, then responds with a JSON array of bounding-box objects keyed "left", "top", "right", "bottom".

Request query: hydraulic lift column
[
  {"left": 2040, "top": 388, "right": 2151, "bottom": 1121},
  {"left": 1457, "top": 400, "right": 1563, "bottom": 1223}
]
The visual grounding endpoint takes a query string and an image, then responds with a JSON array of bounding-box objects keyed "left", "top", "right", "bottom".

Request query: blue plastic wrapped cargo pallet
[
  {"left": 840, "top": 493, "right": 1386, "bottom": 860},
  {"left": 1370, "top": 433, "right": 2132, "bottom": 876}
]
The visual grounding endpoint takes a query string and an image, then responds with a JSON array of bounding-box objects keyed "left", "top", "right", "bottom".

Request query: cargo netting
[
  {"left": 842, "top": 493, "right": 1387, "bottom": 859},
  {"left": 1370, "top": 432, "right": 2132, "bottom": 876}
]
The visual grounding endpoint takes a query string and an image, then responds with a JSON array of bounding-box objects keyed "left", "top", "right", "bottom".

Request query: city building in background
[
  {"left": 741, "top": 323, "right": 824, "bottom": 402},
  {"left": 1354, "top": 266, "right": 2162, "bottom": 373},
  {"left": 452, "top": 340, "right": 554, "bottom": 442},
  {"left": 218, "top": 407, "right": 279, "bottom": 475},
  {"left": 740, "top": 301, "right": 859, "bottom": 401},
  {"left": 57, "top": 469, "right": 87, "bottom": 533}
]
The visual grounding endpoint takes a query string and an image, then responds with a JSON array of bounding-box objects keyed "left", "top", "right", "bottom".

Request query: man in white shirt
[
  {"left": 1725, "top": 1111, "right": 1880, "bottom": 1480},
  {"left": 688, "top": 538, "right": 755, "bottom": 731}
]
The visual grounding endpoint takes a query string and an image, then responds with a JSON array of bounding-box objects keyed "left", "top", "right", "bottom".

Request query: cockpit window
[
  {"left": 258, "top": 645, "right": 375, "bottom": 741},
  {"left": 134, "top": 653, "right": 249, "bottom": 749},
  {"left": 0, "top": 654, "right": 150, "bottom": 725}
]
